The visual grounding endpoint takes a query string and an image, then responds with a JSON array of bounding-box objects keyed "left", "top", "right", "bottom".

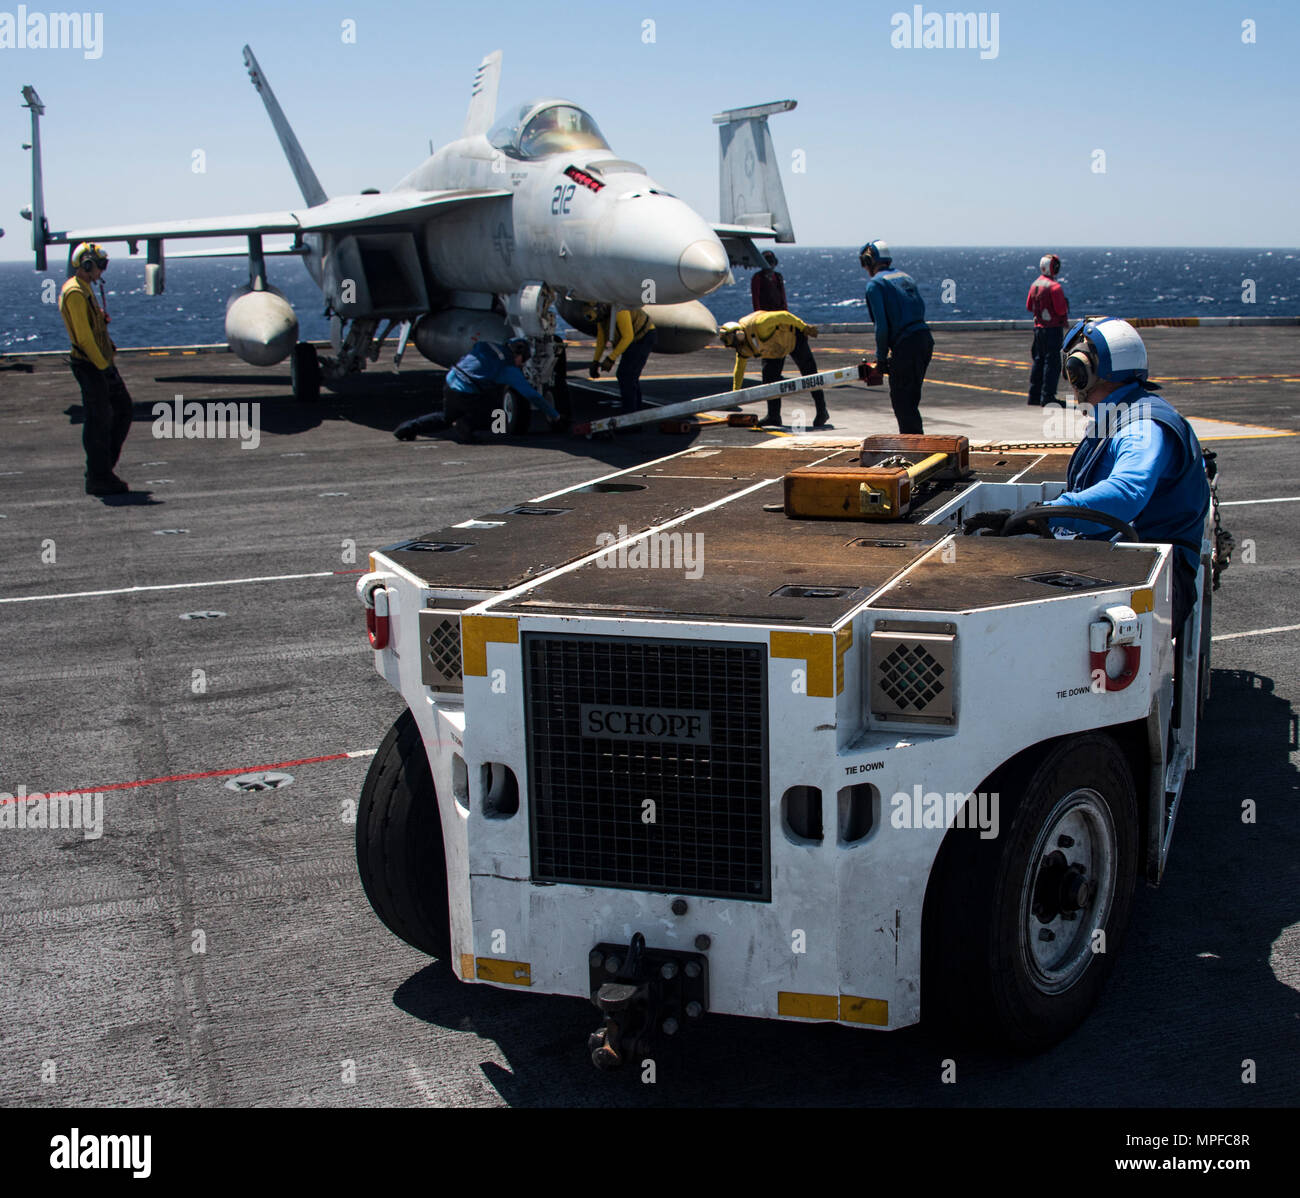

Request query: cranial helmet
[
  {"left": 1039, "top": 253, "right": 1061, "bottom": 277},
  {"left": 719, "top": 321, "right": 744, "bottom": 347},
  {"left": 859, "top": 240, "right": 891, "bottom": 269},
  {"left": 71, "top": 242, "right": 109, "bottom": 271},
  {"left": 1061, "top": 317, "right": 1149, "bottom": 394},
  {"left": 506, "top": 337, "right": 531, "bottom": 362}
]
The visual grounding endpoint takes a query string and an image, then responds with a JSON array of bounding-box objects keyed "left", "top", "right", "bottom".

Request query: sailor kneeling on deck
[{"left": 394, "top": 338, "right": 555, "bottom": 443}]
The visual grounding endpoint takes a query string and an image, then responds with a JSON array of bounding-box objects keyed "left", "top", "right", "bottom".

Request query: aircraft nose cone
[{"left": 677, "top": 239, "right": 730, "bottom": 296}]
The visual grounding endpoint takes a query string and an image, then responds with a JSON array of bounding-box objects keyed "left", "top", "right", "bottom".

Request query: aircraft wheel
[
  {"left": 355, "top": 708, "right": 452, "bottom": 961},
  {"left": 922, "top": 734, "right": 1138, "bottom": 1050},
  {"left": 501, "top": 388, "right": 532, "bottom": 436},
  {"left": 291, "top": 341, "right": 321, "bottom": 402}
]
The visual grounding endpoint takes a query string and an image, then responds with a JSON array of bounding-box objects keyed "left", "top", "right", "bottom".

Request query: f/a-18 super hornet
[{"left": 19, "top": 49, "right": 796, "bottom": 406}]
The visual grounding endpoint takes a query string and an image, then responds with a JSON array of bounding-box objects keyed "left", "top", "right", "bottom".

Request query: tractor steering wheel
[{"left": 1001, "top": 504, "right": 1140, "bottom": 542}]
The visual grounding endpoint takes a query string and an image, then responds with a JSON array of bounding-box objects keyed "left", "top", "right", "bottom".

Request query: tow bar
[{"left": 587, "top": 932, "right": 709, "bottom": 1070}]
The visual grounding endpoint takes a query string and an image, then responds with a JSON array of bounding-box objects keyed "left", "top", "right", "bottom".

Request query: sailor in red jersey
[{"left": 1026, "top": 252, "right": 1069, "bottom": 406}]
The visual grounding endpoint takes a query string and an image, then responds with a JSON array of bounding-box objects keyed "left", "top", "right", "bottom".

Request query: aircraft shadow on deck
[
  {"left": 55, "top": 362, "right": 749, "bottom": 461},
  {"left": 384, "top": 667, "right": 1298, "bottom": 1107}
]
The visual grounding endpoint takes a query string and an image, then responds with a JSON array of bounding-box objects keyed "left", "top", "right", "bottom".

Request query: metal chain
[{"left": 1204, "top": 451, "right": 1234, "bottom": 591}]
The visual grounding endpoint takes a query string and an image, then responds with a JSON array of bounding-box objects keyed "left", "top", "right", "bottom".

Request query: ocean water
[{"left": 2, "top": 247, "right": 1295, "bottom": 356}]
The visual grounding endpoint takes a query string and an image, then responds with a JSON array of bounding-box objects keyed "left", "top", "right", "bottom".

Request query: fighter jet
[{"left": 19, "top": 50, "right": 796, "bottom": 407}]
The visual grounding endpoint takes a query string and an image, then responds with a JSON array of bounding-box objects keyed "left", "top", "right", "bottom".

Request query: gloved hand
[
  {"left": 588, "top": 362, "right": 600, "bottom": 378},
  {"left": 599, "top": 356, "right": 615, "bottom": 374},
  {"left": 962, "top": 508, "right": 1013, "bottom": 536},
  {"left": 804, "top": 325, "right": 820, "bottom": 338}
]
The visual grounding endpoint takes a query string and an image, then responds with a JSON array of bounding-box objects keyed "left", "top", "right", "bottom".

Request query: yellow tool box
[{"left": 783, "top": 435, "right": 972, "bottom": 520}]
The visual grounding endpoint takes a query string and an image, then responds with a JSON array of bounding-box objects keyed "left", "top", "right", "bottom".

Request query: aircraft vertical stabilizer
[
  {"left": 242, "top": 45, "right": 329, "bottom": 207},
  {"left": 464, "top": 51, "right": 503, "bottom": 138},
  {"left": 714, "top": 101, "right": 796, "bottom": 244}
]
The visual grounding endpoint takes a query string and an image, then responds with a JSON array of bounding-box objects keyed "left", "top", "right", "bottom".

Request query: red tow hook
[
  {"left": 1090, "top": 644, "right": 1140, "bottom": 691},
  {"left": 365, "top": 585, "right": 390, "bottom": 650}
]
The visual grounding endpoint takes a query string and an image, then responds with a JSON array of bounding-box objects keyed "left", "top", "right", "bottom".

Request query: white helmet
[
  {"left": 859, "top": 240, "right": 891, "bottom": 269},
  {"left": 1039, "top": 253, "right": 1060, "bottom": 277},
  {"left": 719, "top": 321, "right": 744, "bottom": 346},
  {"left": 1062, "top": 317, "right": 1150, "bottom": 393}
]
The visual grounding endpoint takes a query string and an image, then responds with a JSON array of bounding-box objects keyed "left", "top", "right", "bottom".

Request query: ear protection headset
[
  {"left": 1039, "top": 253, "right": 1060, "bottom": 278},
  {"left": 72, "top": 242, "right": 109, "bottom": 272},
  {"left": 1062, "top": 331, "right": 1098, "bottom": 394}
]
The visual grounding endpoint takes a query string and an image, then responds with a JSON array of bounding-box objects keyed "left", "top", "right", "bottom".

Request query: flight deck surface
[{"left": 0, "top": 325, "right": 1296, "bottom": 1108}]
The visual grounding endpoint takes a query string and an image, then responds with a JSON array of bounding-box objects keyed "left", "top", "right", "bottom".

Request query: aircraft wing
[{"left": 47, "top": 188, "right": 511, "bottom": 247}]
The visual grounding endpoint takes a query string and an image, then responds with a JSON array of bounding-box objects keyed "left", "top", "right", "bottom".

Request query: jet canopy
[{"left": 488, "top": 100, "right": 611, "bottom": 159}]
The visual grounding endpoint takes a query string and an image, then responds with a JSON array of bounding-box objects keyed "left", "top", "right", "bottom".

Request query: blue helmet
[
  {"left": 1062, "top": 317, "right": 1151, "bottom": 393},
  {"left": 859, "top": 240, "right": 892, "bottom": 269}
]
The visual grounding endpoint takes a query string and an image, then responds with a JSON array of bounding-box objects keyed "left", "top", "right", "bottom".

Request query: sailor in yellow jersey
[
  {"left": 719, "top": 309, "right": 829, "bottom": 429},
  {"left": 58, "top": 243, "right": 134, "bottom": 495},
  {"left": 586, "top": 303, "right": 657, "bottom": 412}
]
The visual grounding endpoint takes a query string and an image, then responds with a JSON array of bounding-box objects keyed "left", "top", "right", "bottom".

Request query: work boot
[
  {"left": 393, "top": 421, "right": 419, "bottom": 441},
  {"left": 757, "top": 405, "right": 783, "bottom": 427},
  {"left": 451, "top": 417, "right": 479, "bottom": 444},
  {"left": 86, "top": 474, "right": 129, "bottom": 496},
  {"left": 813, "top": 401, "right": 831, "bottom": 429}
]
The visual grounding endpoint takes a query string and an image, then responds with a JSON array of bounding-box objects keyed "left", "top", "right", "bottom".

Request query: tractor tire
[
  {"left": 922, "top": 734, "right": 1139, "bottom": 1050},
  {"left": 356, "top": 708, "right": 452, "bottom": 961}
]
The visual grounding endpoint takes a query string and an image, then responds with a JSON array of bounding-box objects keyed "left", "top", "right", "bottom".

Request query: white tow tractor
[{"left": 354, "top": 432, "right": 1226, "bottom": 1060}]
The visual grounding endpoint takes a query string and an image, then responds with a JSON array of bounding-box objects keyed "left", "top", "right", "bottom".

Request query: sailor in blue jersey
[
  {"left": 1047, "top": 318, "right": 1210, "bottom": 632},
  {"left": 394, "top": 338, "right": 558, "bottom": 442},
  {"left": 860, "top": 240, "right": 933, "bottom": 433}
]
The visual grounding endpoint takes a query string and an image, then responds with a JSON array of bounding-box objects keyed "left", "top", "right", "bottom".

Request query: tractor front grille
[{"left": 524, "top": 634, "right": 769, "bottom": 901}]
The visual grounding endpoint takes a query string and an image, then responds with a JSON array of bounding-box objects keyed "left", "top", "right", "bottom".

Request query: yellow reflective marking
[
  {"left": 770, "top": 630, "right": 834, "bottom": 697},
  {"left": 778, "top": 991, "right": 839, "bottom": 1020},
  {"left": 835, "top": 624, "right": 854, "bottom": 695},
  {"left": 476, "top": 957, "right": 532, "bottom": 986},
  {"left": 461, "top": 615, "right": 519, "bottom": 676},
  {"left": 459, "top": 953, "right": 475, "bottom": 981},
  {"left": 839, "top": 995, "right": 889, "bottom": 1025},
  {"left": 1130, "top": 588, "right": 1155, "bottom": 614}
]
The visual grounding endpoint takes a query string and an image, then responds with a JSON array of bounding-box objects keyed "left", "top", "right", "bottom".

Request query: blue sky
[{"left": 1, "top": 0, "right": 1297, "bottom": 261}]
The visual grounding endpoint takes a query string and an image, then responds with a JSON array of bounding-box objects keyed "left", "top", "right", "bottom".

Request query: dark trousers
[
  {"left": 762, "top": 332, "right": 826, "bottom": 422},
  {"left": 71, "top": 360, "right": 132, "bottom": 482},
  {"left": 887, "top": 329, "right": 932, "bottom": 434},
  {"left": 616, "top": 330, "right": 656, "bottom": 411},
  {"left": 1172, "top": 556, "right": 1197, "bottom": 637},
  {"left": 397, "top": 383, "right": 506, "bottom": 435},
  {"left": 1029, "top": 325, "right": 1064, "bottom": 405}
]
